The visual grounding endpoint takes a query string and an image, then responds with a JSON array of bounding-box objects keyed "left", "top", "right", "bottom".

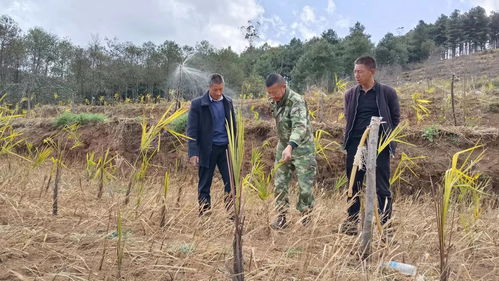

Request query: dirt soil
[
  {"left": 12, "top": 108, "right": 499, "bottom": 195},
  {"left": 2, "top": 61, "right": 499, "bottom": 280}
]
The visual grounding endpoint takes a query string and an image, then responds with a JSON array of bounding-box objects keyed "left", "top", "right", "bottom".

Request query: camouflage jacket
[{"left": 271, "top": 87, "right": 314, "bottom": 147}]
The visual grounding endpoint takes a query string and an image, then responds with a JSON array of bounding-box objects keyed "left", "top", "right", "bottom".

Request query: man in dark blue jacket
[
  {"left": 187, "top": 73, "right": 236, "bottom": 216},
  {"left": 341, "top": 56, "right": 400, "bottom": 236}
]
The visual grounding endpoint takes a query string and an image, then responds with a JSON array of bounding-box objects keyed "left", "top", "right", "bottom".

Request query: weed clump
[{"left": 54, "top": 112, "right": 107, "bottom": 127}]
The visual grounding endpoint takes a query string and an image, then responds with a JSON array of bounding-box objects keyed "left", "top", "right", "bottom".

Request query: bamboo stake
[{"left": 347, "top": 128, "right": 370, "bottom": 197}]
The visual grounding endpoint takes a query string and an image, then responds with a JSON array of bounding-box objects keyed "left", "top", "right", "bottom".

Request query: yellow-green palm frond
[
  {"left": 390, "top": 153, "right": 427, "bottom": 185},
  {"left": 226, "top": 110, "right": 245, "bottom": 212},
  {"left": 139, "top": 103, "right": 191, "bottom": 153},
  {"left": 32, "top": 146, "right": 53, "bottom": 168},
  {"left": 378, "top": 121, "right": 414, "bottom": 154},
  {"left": 441, "top": 143, "right": 487, "bottom": 227}
]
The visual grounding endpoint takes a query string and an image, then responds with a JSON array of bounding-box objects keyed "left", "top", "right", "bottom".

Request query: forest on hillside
[{"left": 0, "top": 6, "right": 498, "bottom": 104}]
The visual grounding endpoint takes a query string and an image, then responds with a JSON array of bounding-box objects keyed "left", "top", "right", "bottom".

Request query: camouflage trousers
[{"left": 274, "top": 141, "right": 317, "bottom": 213}]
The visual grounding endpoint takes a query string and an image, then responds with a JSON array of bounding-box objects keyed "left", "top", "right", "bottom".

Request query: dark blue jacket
[
  {"left": 187, "top": 91, "right": 236, "bottom": 168},
  {"left": 343, "top": 83, "right": 400, "bottom": 154}
]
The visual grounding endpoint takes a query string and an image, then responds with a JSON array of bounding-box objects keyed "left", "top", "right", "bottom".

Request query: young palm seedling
[
  {"left": 124, "top": 103, "right": 189, "bottom": 210},
  {"left": 377, "top": 120, "right": 414, "bottom": 154},
  {"left": 43, "top": 124, "right": 83, "bottom": 215},
  {"left": 25, "top": 142, "right": 54, "bottom": 197},
  {"left": 411, "top": 92, "right": 432, "bottom": 124},
  {"left": 226, "top": 110, "right": 245, "bottom": 281},
  {"left": 159, "top": 171, "right": 170, "bottom": 227},
  {"left": 0, "top": 98, "right": 25, "bottom": 164},
  {"left": 390, "top": 152, "right": 426, "bottom": 196},
  {"left": 433, "top": 144, "right": 487, "bottom": 281},
  {"left": 314, "top": 129, "right": 340, "bottom": 169},
  {"left": 244, "top": 146, "right": 284, "bottom": 236},
  {"left": 86, "top": 149, "right": 116, "bottom": 199}
]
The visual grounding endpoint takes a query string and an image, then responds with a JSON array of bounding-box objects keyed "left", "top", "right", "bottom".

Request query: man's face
[
  {"left": 266, "top": 83, "right": 286, "bottom": 102},
  {"left": 209, "top": 83, "right": 224, "bottom": 100},
  {"left": 354, "top": 64, "right": 375, "bottom": 86}
]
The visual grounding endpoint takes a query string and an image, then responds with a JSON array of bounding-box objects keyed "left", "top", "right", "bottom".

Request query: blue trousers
[{"left": 198, "top": 144, "right": 231, "bottom": 213}]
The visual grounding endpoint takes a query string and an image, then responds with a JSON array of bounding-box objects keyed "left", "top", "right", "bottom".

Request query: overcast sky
[{"left": 1, "top": 0, "right": 497, "bottom": 52}]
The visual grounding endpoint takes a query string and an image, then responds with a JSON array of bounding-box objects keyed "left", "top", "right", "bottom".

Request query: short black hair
[
  {"left": 265, "top": 73, "right": 286, "bottom": 87},
  {"left": 209, "top": 73, "right": 224, "bottom": 85},
  {"left": 354, "top": 56, "right": 376, "bottom": 70}
]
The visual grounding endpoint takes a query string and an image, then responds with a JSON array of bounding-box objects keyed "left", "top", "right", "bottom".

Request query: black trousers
[
  {"left": 345, "top": 138, "right": 392, "bottom": 225},
  {"left": 198, "top": 144, "right": 231, "bottom": 213}
]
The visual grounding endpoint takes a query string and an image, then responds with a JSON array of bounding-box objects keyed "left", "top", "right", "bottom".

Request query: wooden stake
[
  {"left": 360, "top": 117, "right": 382, "bottom": 258},
  {"left": 451, "top": 74, "right": 457, "bottom": 126}
]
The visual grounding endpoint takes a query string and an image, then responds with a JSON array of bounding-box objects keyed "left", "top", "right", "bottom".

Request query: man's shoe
[
  {"left": 340, "top": 219, "right": 358, "bottom": 236},
  {"left": 271, "top": 214, "right": 287, "bottom": 230}
]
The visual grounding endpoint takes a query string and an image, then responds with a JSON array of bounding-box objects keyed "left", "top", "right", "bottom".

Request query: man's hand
[
  {"left": 280, "top": 145, "right": 293, "bottom": 162},
  {"left": 189, "top": 156, "right": 199, "bottom": 167}
]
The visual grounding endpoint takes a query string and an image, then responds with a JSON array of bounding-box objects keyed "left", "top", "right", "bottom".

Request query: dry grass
[
  {"left": 0, "top": 159, "right": 498, "bottom": 281},
  {"left": 1, "top": 76, "right": 498, "bottom": 280}
]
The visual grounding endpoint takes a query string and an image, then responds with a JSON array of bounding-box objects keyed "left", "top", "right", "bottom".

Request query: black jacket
[
  {"left": 343, "top": 83, "right": 400, "bottom": 154},
  {"left": 187, "top": 91, "right": 236, "bottom": 168}
]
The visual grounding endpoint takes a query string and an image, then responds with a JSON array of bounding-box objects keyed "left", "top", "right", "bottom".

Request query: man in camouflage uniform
[{"left": 266, "top": 73, "right": 317, "bottom": 229}]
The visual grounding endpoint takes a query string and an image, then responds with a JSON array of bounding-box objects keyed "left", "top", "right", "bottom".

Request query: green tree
[
  {"left": 239, "top": 45, "right": 265, "bottom": 76},
  {"left": 24, "top": 27, "right": 59, "bottom": 103},
  {"left": 86, "top": 37, "right": 109, "bottom": 101},
  {"left": 7, "top": 37, "right": 25, "bottom": 85},
  {"left": 25, "top": 27, "right": 58, "bottom": 76},
  {"left": 51, "top": 40, "right": 74, "bottom": 79},
  {"left": 407, "top": 20, "right": 435, "bottom": 63},
  {"left": 375, "top": 33, "right": 409, "bottom": 66},
  {"left": 211, "top": 47, "right": 245, "bottom": 93},
  {"left": 241, "top": 73, "right": 265, "bottom": 98},
  {"left": 142, "top": 41, "right": 162, "bottom": 96},
  {"left": 0, "top": 15, "right": 21, "bottom": 86},
  {"left": 158, "top": 40, "right": 182, "bottom": 93},
  {"left": 432, "top": 14, "right": 449, "bottom": 58},
  {"left": 447, "top": 10, "right": 463, "bottom": 57},
  {"left": 291, "top": 39, "right": 341, "bottom": 92},
  {"left": 463, "top": 6, "right": 489, "bottom": 53},
  {"left": 189, "top": 40, "right": 216, "bottom": 70},
  {"left": 252, "top": 44, "right": 284, "bottom": 79},
  {"left": 70, "top": 47, "right": 91, "bottom": 102},
  {"left": 280, "top": 38, "right": 305, "bottom": 82},
  {"left": 321, "top": 29, "right": 340, "bottom": 44},
  {"left": 341, "top": 22, "right": 374, "bottom": 75},
  {"left": 490, "top": 11, "right": 499, "bottom": 49}
]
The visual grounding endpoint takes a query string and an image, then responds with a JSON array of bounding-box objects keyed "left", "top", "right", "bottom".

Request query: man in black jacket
[
  {"left": 341, "top": 56, "right": 400, "bottom": 236},
  {"left": 186, "top": 73, "right": 236, "bottom": 216}
]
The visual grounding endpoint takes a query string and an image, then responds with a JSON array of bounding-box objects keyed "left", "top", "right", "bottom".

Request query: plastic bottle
[{"left": 381, "top": 261, "right": 417, "bottom": 276}]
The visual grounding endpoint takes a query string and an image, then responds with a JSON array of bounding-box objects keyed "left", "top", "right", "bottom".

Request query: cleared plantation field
[
  {"left": 0, "top": 75, "right": 498, "bottom": 280},
  {"left": 0, "top": 159, "right": 498, "bottom": 280}
]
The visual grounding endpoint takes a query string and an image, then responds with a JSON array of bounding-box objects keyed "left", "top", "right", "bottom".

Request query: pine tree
[
  {"left": 341, "top": 22, "right": 374, "bottom": 73},
  {"left": 433, "top": 14, "right": 449, "bottom": 58},
  {"left": 447, "top": 10, "right": 462, "bottom": 57},
  {"left": 0, "top": 15, "right": 22, "bottom": 84},
  {"left": 291, "top": 39, "right": 341, "bottom": 92},
  {"left": 375, "top": 33, "right": 409, "bottom": 66},
  {"left": 464, "top": 6, "right": 489, "bottom": 53},
  {"left": 490, "top": 12, "right": 499, "bottom": 49},
  {"left": 407, "top": 20, "right": 435, "bottom": 63}
]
